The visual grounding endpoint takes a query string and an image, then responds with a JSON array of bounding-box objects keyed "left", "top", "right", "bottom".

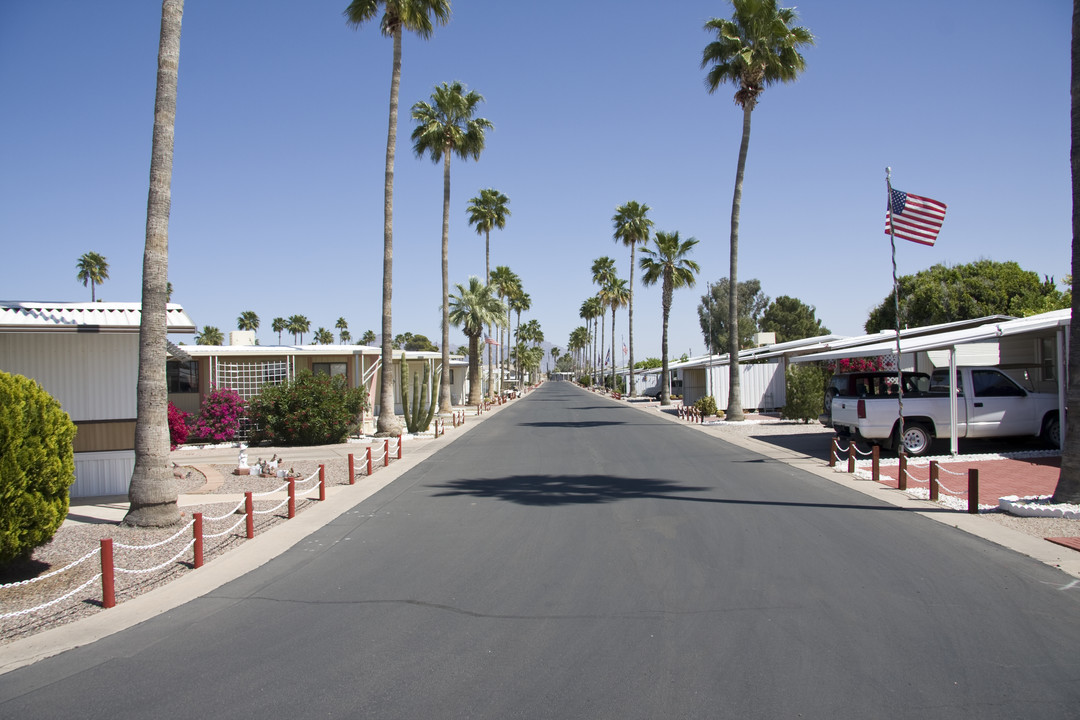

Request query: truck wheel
[
  {"left": 1041, "top": 414, "right": 1061, "bottom": 448},
  {"left": 899, "top": 423, "right": 932, "bottom": 457}
]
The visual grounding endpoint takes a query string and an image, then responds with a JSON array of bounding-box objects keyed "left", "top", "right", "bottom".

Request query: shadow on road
[
  {"left": 428, "top": 474, "right": 951, "bottom": 513},
  {"left": 517, "top": 420, "right": 628, "bottom": 428}
]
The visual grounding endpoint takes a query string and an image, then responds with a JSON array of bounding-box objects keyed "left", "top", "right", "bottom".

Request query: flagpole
[{"left": 886, "top": 167, "right": 906, "bottom": 455}]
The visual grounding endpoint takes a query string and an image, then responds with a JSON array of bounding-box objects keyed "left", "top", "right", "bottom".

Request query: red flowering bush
[
  {"left": 828, "top": 356, "right": 889, "bottom": 374},
  {"left": 190, "top": 388, "right": 245, "bottom": 443},
  {"left": 168, "top": 402, "right": 190, "bottom": 450}
]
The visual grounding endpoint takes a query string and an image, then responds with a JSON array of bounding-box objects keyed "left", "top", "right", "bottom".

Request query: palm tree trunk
[
  {"left": 125, "top": 0, "right": 183, "bottom": 527},
  {"left": 661, "top": 277, "right": 672, "bottom": 406},
  {"left": 599, "top": 312, "right": 606, "bottom": 389},
  {"left": 468, "top": 334, "right": 482, "bottom": 405},
  {"left": 439, "top": 146, "right": 453, "bottom": 414},
  {"left": 377, "top": 27, "right": 403, "bottom": 436},
  {"left": 725, "top": 102, "right": 753, "bottom": 422},
  {"left": 610, "top": 308, "right": 616, "bottom": 391},
  {"left": 628, "top": 244, "right": 636, "bottom": 396},
  {"left": 485, "top": 230, "right": 492, "bottom": 398},
  {"left": 1053, "top": 0, "right": 1080, "bottom": 503}
]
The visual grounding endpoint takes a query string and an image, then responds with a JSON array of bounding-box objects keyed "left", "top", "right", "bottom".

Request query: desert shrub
[
  {"left": 783, "top": 364, "right": 830, "bottom": 422},
  {"left": 579, "top": 375, "right": 592, "bottom": 386},
  {"left": 0, "top": 371, "right": 76, "bottom": 565},
  {"left": 190, "top": 388, "right": 245, "bottom": 443},
  {"left": 247, "top": 371, "right": 368, "bottom": 446},
  {"left": 694, "top": 395, "right": 718, "bottom": 417},
  {"left": 168, "top": 402, "right": 190, "bottom": 450}
]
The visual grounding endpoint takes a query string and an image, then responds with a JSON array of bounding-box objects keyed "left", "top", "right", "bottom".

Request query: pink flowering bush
[
  {"left": 190, "top": 388, "right": 245, "bottom": 443},
  {"left": 168, "top": 402, "right": 190, "bottom": 450},
  {"left": 828, "top": 356, "right": 889, "bottom": 374}
]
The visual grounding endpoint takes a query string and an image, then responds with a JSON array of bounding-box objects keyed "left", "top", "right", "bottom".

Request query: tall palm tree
[
  {"left": 411, "top": 81, "right": 493, "bottom": 414},
  {"left": 335, "top": 316, "right": 349, "bottom": 343},
  {"left": 508, "top": 290, "right": 531, "bottom": 387},
  {"left": 345, "top": 0, "right": 451, "bottom": 436},
  {"left": 640, "top": 231, "right": 700, "bottom": 405},
  {"left": 287, "top": 314, "right": 310, "bottom": 344},
  {"left": 591, "top": 257, "right": 616, "bottom": 385},
  {"left": 599, "top": 278, "right": 629, "bottom": 390},
  {"left": 466, "top": 188, "right": 510, "bottom": 394},
  {"left": 361, "top": 329, "right": 377, "bottom": 345},
  {"left": 703, "top": 0, "right": 813, "bottom": 420},
  {"left": 340, "top": 329, "right": 353, "bottom": 344},
  {"left": 612, "top": 201, "right": 654, "bottom": 397},
  {"left": 449, "top": 276, "right": 507, "bottom": 406},
  {"left": 125, "top": 0, "right": 183, "bottom": 527},
  {"left": 196, "top": 326, "right": 224, "bottom": 346},
  {"left": 237, "top": 310, "right": 259, "bottom": 333},
  {"left": 272, "top": 317, "right": 287, "bottom": 344},
  {"left": 1053, "top": 2, "right": 1080, "bottom": 503},
  {"left": 550, "top": 346, "right": 561, "bottom": 373},
  {"left": 579, "top": 299, "right": 594, "bottom": 380},
  {"left": 314, "top": 327, "right": 335, "bottom": 345},
  {"left": 490, "top": 265, "right": 519, "bottom": 391},
  {"left": 76, "top": 252, "right": 109, "bottom": 302},
  {"left": 568, "top": 326, "right": 588, "bottom": 374},
  {"left": 581, "top": 295, "right": 603, "bottom": 384}
]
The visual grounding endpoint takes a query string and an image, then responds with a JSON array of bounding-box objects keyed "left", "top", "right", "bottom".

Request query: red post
[
  {"left": 828, "top": 439, "right": 836, "bottom": 468},
  {"left": 872, "top": 445, "right": 880, "bottom": 482},
  {"left": 847, "top": 444, "right": 856, "bottom": 474},
  {"left": 319, "top": 464, "right": 326, "bottom": 501},
  {"left": 384, "top": 438, "right": 390, "bottom": 467},
  {"left": 397, "top": 438, "right": 403, "bottom": 459},
  {"left": 367, "top": 446, "right": 373, "bottom": 475},
  {"left": 100, "top": 538, "right": 115, "bottom": 609},
  {"left": 193, "top": 513, "right": 204, "bottom": 569},
  {"left": 929, "top": 461, "right": 939, "bottom": 502},
  {"left": 898, "top": 451, "right": 908, "bottom": 491},
  {"left": 246, "top": 491, "right": 254, "bottom": 539},
  {"left": 968, "top": 468, "right": 979, "bottom": 514},
  {"left": 348, "top": 453, "right": 355, "bottom": 485},
  {"left": 288, "top": 479, "right": 296, "bottom": 518}
]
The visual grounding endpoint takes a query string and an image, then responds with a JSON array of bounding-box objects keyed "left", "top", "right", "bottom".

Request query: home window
[
  {"left": 313, "top": 362, "right": 347, "bottom": 377},
  {"left": 166, "top": 360, "right": 199, "bottom": 393}
]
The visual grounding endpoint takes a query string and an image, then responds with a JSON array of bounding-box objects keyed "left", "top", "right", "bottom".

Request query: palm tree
[
  {"left": 287, "top": 314, "right": 310, "bottom": 344},
  {"left": 76, "top": 252, "right": 110, "bottom": 302},
  {"left": 599, "top": 277, "right": 629, "bottom": 391},
  {"left": 591, "top": 257, "right": 616, "bottom": 385},
  {"left": 314, "top": 327, "right": 335, "bottom": 345},
  {"left": 612, "top": 201, "right": 654, "bottom": 397},
  {"left": 703, "top": 0, "right": 813, "bottom": 420},
  {"left": 411, "top": 81, "right": 493, "bottom": 414},
  {"left": 489, "top": 265, "right": 519, "bottom": 392},
  {"left": 640, "top": 231, "right": 700, "bottom": 405},
  {"left": 550, "top": 346, "right": 561, "bottom": 373},
  {"left": 1053, "top": 3, "right": 1080, "bottom": 503},
  {"left": 335, "top": 316, "right": 349, "bottom": 343},
  {"left": 466, "top": 187, "right": 510, "bottom": 394},
  {"left": 125, "top": 0, "right": 183, "bottom": 527},
  {"left": 272, "top": 317, "right": 287, "bottom": 344},
  {"left": 581, "top": 296, "right": 603, "bottom": 384},
  {"left": 196, "top": 326, "right": 224, "bottom": 346},
  {"left": 449, "top": 276, "right": 506, "bottom": 406},
  {"left": 237, "top": 310, "right": 259, "bottom": 333},
  {"left": 361, "top": 329, "right": 377, "bottom": 345},
  {"left": 568, "top": 326, "right": 589, "bottom": 374},
  {"left": 508, "top": 290, "right": 531, "bottom": 387},
  {"left": 340, "top": 329, "right": 353, "bottom": 344},
  {"left": 345, "top": 0, "right": 451, "bottom": 437}
]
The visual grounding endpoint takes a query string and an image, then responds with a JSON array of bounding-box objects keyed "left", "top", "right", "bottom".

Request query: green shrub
[
  {"left": 247, "top": 371, "right": 368, "bottom": 446},
  {"left": 0, "top": 371, "right": 76, "bottom": 565},
  {"left": 694, "top": 395, "right": 718, "bottom": 417},
  {"left": 783, "top": 364, "right": 830, "bottom": 422},
  {"left": 579, "top": 375, "right": 592, "bottom": 387}
]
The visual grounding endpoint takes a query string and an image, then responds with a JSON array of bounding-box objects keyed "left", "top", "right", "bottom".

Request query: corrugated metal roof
[
  {"left": 0, "top": 301, "right": 196, "bottom": 333},
  {"left": 790, "top": 309, "right": 1071, "bottom": 363}
]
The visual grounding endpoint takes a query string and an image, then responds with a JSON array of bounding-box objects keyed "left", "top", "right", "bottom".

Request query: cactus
[{"left": 401, "top": 352, "right": 440, "bottom": 433}]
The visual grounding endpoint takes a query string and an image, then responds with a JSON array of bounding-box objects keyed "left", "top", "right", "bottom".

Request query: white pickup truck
[{"left": 831, "top": 366, "right": 1061, "bottom": 456}]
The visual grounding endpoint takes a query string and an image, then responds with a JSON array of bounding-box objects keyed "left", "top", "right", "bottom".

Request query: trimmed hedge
[{"left": 0, "top": 371, "right": 77, "bottom": 565}]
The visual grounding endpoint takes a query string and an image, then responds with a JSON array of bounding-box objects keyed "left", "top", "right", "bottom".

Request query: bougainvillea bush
[
  {"left": 0, "top": 371, "right": 76, "bottom": 565},
  {"left": 247, "top": 371, "right": 368, "bottom": 446},
  {"left": 189, "top": 388, "right": 245, "bottom": 443},
  {"left": 168, "top": 402, "right": 190, "bottom": 450}
]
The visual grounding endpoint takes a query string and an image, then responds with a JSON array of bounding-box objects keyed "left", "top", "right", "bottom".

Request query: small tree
[
  {"left": 247, "top": 371, "right": 368, "bottom": 446},
  {"left": 782, "top": 364, "right": 829, "bottom": 422},
  {"left": 0, "top": 372, "right": 76, "bottom": 565}
]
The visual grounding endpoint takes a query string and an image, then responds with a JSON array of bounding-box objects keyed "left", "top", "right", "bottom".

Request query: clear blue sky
[{"left": 1, "top": 1, "right": 1072, "bottom": 362}]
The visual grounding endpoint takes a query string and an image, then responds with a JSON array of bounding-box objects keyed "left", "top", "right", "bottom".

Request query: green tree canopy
[
  {"left": 698, "top": 278, "right": 768, "bottom": 354},
  {"left": 237, "top": 310, "right": 260, "bottom": 332},
  {"left": 864, "top": 260, "right": 1069, "bottom": 333},
  {"left": 760, "top": 295, "right": 830, "bottom": 343},
  {"left": 196, "top": 326, "right": 224, "bottom": 346},
  {"left": 76, "top": 251, "right": 110, "bottom": 302}
]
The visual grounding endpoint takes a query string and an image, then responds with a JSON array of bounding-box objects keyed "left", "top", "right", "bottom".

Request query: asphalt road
[{"left": 2, "top": 381, "right": 1079, "bottom": 719}]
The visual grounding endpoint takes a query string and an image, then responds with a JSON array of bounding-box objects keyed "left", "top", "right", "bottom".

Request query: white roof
[
  {"left": 790, "top": 309, "right": 1071, "bottom": 363},
  {"left": 0, "top": 301, "right": 196, "bottom": 333}
]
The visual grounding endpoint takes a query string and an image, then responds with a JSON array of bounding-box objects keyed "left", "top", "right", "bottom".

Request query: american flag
[{"left": 885, "top": 188, "right": 947, "bottom": 246}]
